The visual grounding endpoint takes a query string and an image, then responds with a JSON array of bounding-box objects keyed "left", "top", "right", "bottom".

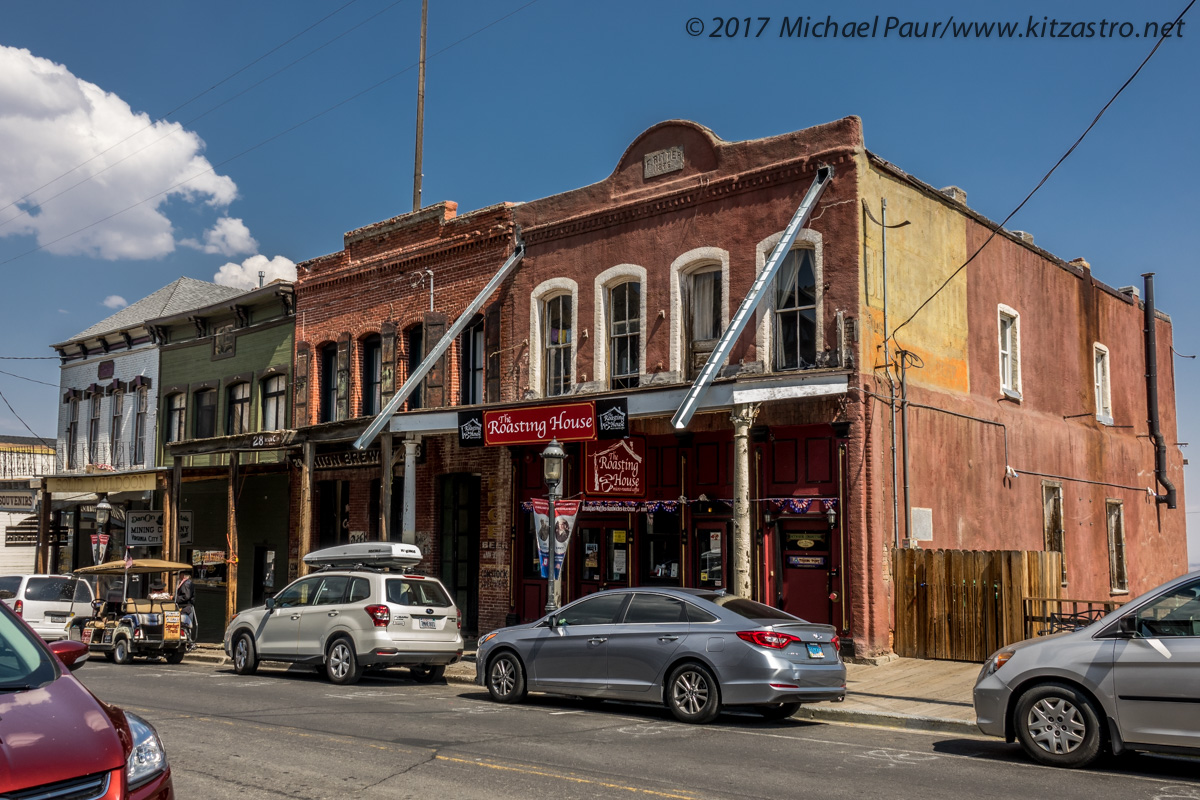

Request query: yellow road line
[{"left": 435, "top": 755, "right": 703, "bottom": 799}]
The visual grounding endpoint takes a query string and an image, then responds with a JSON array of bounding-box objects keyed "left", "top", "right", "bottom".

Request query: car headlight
[
  {"left": 478, "top": 632, "right": 498, "bottom": 647},
  {"left": 125, "top": 712, "right": 168, "bottom": 788},
  {"left": 981, "top": 648, "right": 1016, "bottom": 679}
]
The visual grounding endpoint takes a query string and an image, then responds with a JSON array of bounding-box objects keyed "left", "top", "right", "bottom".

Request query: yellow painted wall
[{"left": 856, "top": 154, "right": 970, "bottom": 394}]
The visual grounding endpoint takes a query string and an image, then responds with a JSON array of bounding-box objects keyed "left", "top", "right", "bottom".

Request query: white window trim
[
  {"left": 1106, "top": 499, "right": 1129, "bottom": 594},
  {"left": 593, "top": 265, "right": 647, "bottom": 390},
  {"left": 754, "top": 229, "right": 824, "bottom": 373},
  {"left": 669, "top": 247, "right": 730, "bottom": 378},
  {"left": 998, "top": 304, "right": 1021, "bottom": 400},
  {"left": 529, "top": 277, "right": 578, "bottom": 399},
  {"left": 1094, "top": 342, "right": 1112, "bottom": 425}
]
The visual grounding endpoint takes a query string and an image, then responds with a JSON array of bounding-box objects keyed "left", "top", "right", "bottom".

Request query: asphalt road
[{"left": 75, "top": 660, "right": 1200, "bottom": 800}]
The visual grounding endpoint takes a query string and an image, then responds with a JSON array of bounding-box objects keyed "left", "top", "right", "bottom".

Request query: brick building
[{"left": 287, "top": 118, "right": 1185, "bottom": 655}]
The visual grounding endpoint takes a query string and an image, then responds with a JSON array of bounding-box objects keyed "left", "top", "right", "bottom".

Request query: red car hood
[{"left": 0, "top": 672, "right": 125, "bottom": 790}]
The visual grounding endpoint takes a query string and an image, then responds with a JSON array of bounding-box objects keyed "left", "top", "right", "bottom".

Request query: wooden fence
[{"left": 893, "top": 549, "right": 1062, "bottom": 662}]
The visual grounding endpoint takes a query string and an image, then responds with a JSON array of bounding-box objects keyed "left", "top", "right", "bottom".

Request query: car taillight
[
  {"left": 457, "top": 607, "right": 462, "bottom": 631},
  {"left": 736, "top": 630, "right": 801, "bottom": 649},
  {"left": 365, "top": 604, "right": 390, "bottom": 628},
  {"left": 13, "top": 599, "right": 21, "bottom": 616},
  {"left": 832, "top": 635, "right": 840, "bottom": 652}
]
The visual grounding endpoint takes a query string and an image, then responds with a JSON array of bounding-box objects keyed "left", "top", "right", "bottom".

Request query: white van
[{"left": 0, "top": 574, "right": 95, "bottom": 641}]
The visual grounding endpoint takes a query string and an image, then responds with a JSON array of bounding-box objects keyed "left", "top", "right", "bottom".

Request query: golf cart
[{"left": 67, "top": 558, "right": 194, "bottom": 664}]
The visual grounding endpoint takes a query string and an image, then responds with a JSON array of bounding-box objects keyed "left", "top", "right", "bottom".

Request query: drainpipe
[
  {"left": 1142, "top": 273, "right": 1177, "bottom": 509},
  {"left": 882, "top": 199, "right": 900, "bottom": 552},
  {"left": 899, "top": 349, "right": 913, "bottom": 546}
]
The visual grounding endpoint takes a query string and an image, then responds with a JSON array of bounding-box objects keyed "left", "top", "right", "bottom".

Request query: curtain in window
[
  {"left": 774, "top": 250, "right": 816, "bottom": 370},
  {"left": 691, "top": 271, "right": 720, "bottom": 341}
]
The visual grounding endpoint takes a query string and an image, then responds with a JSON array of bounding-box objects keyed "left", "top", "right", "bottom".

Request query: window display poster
[{"left": 612, "top": 549, "right": 627, "bottom": 576}]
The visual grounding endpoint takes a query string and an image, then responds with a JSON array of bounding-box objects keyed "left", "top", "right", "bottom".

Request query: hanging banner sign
[
  {"left": 90, "top": 533, "right": 110, "bottom": 565},
  {"left": 595, "top": 398, "right": 629, "bottom": 439},
  {"left": 585, "top": 437, "right": 645, "bottom": 497},
  {"left": 457, "top": 410, "right": 485, "bottom": 448},
  {"left": 483, "top": 401, "right": 596, "bottom": 446},
  {"left": 551, "top": 499, "right": 581, "bottom": 581},
  {"left": 531, "top": 498, "right": 551, "bottom": 578},
  {"left": 126, "top": 511, "right": 194, "bottom": 546}
]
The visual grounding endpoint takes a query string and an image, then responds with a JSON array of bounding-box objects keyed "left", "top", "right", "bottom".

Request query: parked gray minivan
[
  {"left": 0, "top": 574, "right": 95, "bottom": 641},
  {"left": 974, "top": 569, "right": 1200, "bottom": 767}
]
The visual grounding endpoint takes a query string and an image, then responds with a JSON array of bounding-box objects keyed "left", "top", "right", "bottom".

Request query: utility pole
[{"left": 412, "top": 0, "right": 428, "bottom": 212}]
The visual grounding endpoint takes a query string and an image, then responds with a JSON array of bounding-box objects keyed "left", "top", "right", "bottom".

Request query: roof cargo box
[{"left": 303, "top": 542, "right": 422, "bottom": 570}]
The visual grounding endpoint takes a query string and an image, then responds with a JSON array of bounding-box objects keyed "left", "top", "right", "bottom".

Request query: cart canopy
[{"left": 75, "top": 559, "right": 193, "bottom": 575}]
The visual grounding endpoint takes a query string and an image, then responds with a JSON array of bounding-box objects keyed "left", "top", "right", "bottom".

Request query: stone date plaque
[{"left": 644, "top": 146, "right": 684, "bottom": 179}]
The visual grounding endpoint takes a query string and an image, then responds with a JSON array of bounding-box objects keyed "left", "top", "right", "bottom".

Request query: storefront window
[{"left": 641, "top": 512, "right": 681, "bottom": 586}]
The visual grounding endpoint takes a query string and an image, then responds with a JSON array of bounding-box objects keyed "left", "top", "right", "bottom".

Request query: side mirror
[
  {"left": 49, "top": 640, "right": 90, "bottom": 671},
  {"left": 265, "top": 597, "right": 276, "bottom": 612},
  {"left": 1114, "top": 615, "right": 1140, "bottom": 638}
]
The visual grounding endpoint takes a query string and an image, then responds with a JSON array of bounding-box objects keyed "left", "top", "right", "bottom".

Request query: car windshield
[
  {"left": 0, "top": 605, "right": 56, "bottom": 691},
  {"left": 387, "top": 578, "right": 452, "bottom": 608},
  {"left": 24, "top": 577, "right": 80, "bottom": 603},
  {"left": 696, "top": 593, "right": 804, "bottom": 622},
  {"left": 0, "top": 576, "right": 19, "bottom": 601}
]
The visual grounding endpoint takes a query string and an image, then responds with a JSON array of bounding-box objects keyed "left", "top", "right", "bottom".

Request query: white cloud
[
  {"left": 0, "top": 45, "right": 238, "bottom": 260},
  {"left": 57, "top": 308, "right": 69, "bottom": 314},
  {"left": 214, "top": 254, "right": 296, "bottom": 290},
  {"left": 102, "top": 295, "right": 127, "bottom": 309},
  {"left": 180, "top": 216, "right": 258, "bottom": 257}
]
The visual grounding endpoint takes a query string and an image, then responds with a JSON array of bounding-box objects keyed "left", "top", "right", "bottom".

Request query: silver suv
[
  {"left": 0, "top": 574, "right": 95, "bottom": 641},
  {"left": 222, "top": 544, "right": 463, "bottom": 685}
]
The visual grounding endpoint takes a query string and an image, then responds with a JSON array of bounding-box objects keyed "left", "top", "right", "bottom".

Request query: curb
[{"left": 793, "top": 705, "right": 978, "bottom": 734}]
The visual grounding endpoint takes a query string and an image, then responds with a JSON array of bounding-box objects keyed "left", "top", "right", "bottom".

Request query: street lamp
[
  {"left": 540, "top": 438, "right": 566, "bottom": 613},
  {"left": 95, "top": 494, "right": 112, "bottom": 527},
  {"left": 825, "top": 503, "right": 837, "bottom": 529}
]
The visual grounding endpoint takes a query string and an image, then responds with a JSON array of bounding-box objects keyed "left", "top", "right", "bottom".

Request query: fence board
[{"left": 893, "top": 548, "right": 1064, "bottom": 663}]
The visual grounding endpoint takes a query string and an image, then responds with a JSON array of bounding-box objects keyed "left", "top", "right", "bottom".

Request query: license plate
[
  {"left": 48, "top": 614, "right": 67, "bottom": 623},
  {"left": 419, "top": 618, "right": 437, "bottom": 630},
  {"left": 806, "top": 643, "right": 825, "bottom": 659},
  {"left": 82, "top": 628, "right": 94, "bottom": 644}
]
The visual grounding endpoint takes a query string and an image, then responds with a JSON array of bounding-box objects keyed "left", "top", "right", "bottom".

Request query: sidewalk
[{"left": 186, "top": 644, "right": 981, "bottom": 734}]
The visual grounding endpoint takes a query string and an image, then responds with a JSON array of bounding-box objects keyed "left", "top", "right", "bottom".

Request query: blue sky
[{"left": 1, "top": 1, "right": 1196, "bottom": 566}]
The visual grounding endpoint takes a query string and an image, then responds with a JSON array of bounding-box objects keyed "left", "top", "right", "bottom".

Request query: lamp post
[
  {"left": 540, "top": 438, "right": 566, "bottom": 613},
  {"left": 95, "top": 493, "right": 112, "bottom": 527}
]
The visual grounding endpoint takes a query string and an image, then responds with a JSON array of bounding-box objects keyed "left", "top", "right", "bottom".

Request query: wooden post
[
  {"left": 381, "top": 432, "right": 393, "bottom": 542},
  {"left": 36, "top": 478, "right": 50, "bottom": 573},
  {"left": 164, "top": 458, "right": 183, "bottom": 565},
  {"left": 298, "top": 441, "right": 314, "bottom": 575},
  {"left": 226, "top": 451, "right": 239, "bottom": 629}
]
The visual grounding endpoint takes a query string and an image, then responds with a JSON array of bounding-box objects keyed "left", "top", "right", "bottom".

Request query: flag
[
  {"left": 531, "top": 499, "right": 550, "bottom": 578},
  {"left": 124, "top": 547, "right": 133, "bottom": 569}
]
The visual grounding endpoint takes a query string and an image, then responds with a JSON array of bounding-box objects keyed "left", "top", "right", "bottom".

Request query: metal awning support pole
[
  {"left": 353, "top": 237, "right": 525, "bottom": 451},
  {"left": 671, "top": 166, "right": 834, "bottom": 430}
]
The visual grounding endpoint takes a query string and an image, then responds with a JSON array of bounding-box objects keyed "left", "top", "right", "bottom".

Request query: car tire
[
  {"left": 758, "top": 702, "right": 802, "bottom": 721},
  {"left": 410, "top": 664, "right": 445, "bottom": 683},
  {"left": 666, "top": 663, "right": 721, "bottom": 724},
  {"left": 103, "top": 650, "right": 116, "bottom": 663},
  {"left": 325, "top": 637, "right": 362, "bottom": 685},
  {"left": 112, "top": 636, "right": 132, "bottom": 665},
  {"left": 233, "top": 632, "right": 259, "bottom": 675},
  {"left": 1013, "top": 683, "right": 1104, "bottom": 768},
  {"left": 487, "top": 651, "right": 527, "bottom": 704},
  {"left": 165, "top": 647, "right": 186, "bottom": 664}
]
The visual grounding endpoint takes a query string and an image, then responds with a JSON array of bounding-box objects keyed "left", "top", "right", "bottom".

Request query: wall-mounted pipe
[{"left": 1142, "top": 272, "right": 1177, "bottom": 508}]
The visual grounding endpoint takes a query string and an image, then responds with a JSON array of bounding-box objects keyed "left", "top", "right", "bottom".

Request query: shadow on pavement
[{"left": 931, "top": 737, "right": 1200, "bottom": 781}]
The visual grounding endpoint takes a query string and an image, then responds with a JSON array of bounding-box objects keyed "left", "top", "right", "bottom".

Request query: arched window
[
  {"left": 669, "top": 248, "right": 729, "bottom": 381},
  {"left": 361, "top": 334, "right": 383, "bottom": 416},
  {"left": 319, "top": 343, "right": 338, "bottom": 423},
  {"left": 262, "top": 374, "right": 287, "bottom": 431},
  {"left": 773, "top": 248, "right": 817, "bottom": 371},
  {"left": 608, "top": 281, "right": 641, "bottom": 390},
  {"left": 544, "top": 293, "right": 573, "bottom": 397},
  {"left": 87, "top": 394, "right": 102, "bottom": 463},
  {"left": 226, "top": 382, "right": 251, "bottom": 435},
  {"left": 134, "top": 387, "right": 148, "bottom": 465},
  {"left": 459, "top": 316, "right": 485, "bottom": 405},
  {"left": 405, "top": 326, "right": 424, "bottom": 410},
  {"left": 66, "top": 398, "right": 80, "bottom": 470},
  {"left": 110, "top": 390, "right": 124, "bottom": 467}
]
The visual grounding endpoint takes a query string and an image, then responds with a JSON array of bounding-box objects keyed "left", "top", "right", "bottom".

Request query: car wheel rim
[
  {"left": 235, "top": 640, "right": 247, "bottom": 669},
  {"left": 1027, "top": 697, "right": 1086, "bottom": 754},
  {"left": 673, "top": 670, "right": 709, "bottom": 716},
  {"left": 330, "top": 644, "right": 349, "bottom": 678},
  {"left": 491, "top": 658, "right": 514, "bottom": 696}
]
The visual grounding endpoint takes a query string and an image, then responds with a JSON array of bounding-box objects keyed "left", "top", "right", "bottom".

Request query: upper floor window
[
  {"left": 66, "top": 398, "right": 80, "bottom": 470},
  {"left": 193, "top": 388, "right": 217, "bottom": 439},
  {"left": 87, "top": 395, "right": 102, "bottom": 463},
  {"left": 319, "top": 344, "right": 338, "bottom": 423},
  {"left": 998, "top": 305, "right": 1021, "bottom": 399},
  {"left": 460, "top": 317, "right": 485, "bottom": 405},
  {"left": 262, "top": 374, "right": 287, "bottom": 431},
  {"left": 361, "top": 335, "right": 382, "bottom": 417},
  {"left": 1094, "top": 343, "right": 1112, "bottom": 424},
  {"left": 226, "top": 382, "right": 251, "bottom": 435},
  {"left": 544, "top": 293, "right": 573, "bottom": 397},
  {"left": 774, "top": 249, "right": 817, "bottom": 371},
  {"left": 110, "top": 390, "right": 124, "bottom": 467},
  {"left": 406, "top": 326, "right": 424, "bottom": 410},
  {"left": 609, "top": 282, "right": 640, "bottom": 389},
  {"left": 684, "top": 268, "right": 722, "bottom": 379},
  {"left": 165, "top": 393, "right": 186, "bottom": 444},
  {"left": 1106, "top": 500, "right": 1128, "bottom": 593},
  {"left": 134, "top": 387, "right": 148, "bottom": 465}
]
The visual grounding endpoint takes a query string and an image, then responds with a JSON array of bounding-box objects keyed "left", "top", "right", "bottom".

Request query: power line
[
  {"left": 0, "top": 369, "right": 57, "bottom": 387},
  {"left": 0, "top": 356, "right": 58, "bottom": 360},
  {"left": 0, "top": 0, "right": 542, "bottom": 268},
  {"left": 0, "top": 385, "right": 54, "bottom": 448},
  {"left": 0, "top": 0, "right": 364, "bottom": 221},
  {"left": 890, "top": 0, "right": 1195, "bottom": 343}
]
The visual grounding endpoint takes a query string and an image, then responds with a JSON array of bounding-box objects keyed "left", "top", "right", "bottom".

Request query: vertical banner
[
  {"left": 91, "top": 533, "right": 110, "bottom": 565},
  {"left": 551, "top": 499, "right": 582, "bottom": 581},
  {"left": 531, "top": 498, "right": 551, "bottom": 578}
]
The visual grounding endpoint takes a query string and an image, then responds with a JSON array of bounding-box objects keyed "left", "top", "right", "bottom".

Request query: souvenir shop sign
[
  {"left": 585, "top": 437, "right": 645, "bottom": 497},
  {"left": 482, "top": 401, "right": 596, "bottom": 446},
  {"left": 126, "top": 511, "right": 194, "bottom": 546}
]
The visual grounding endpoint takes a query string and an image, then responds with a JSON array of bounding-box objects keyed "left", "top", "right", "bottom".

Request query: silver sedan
[
  {"left": 974, "top": 569, "right": 1200, "bottom": 768},
  {"left": 476, "top": 587, "right": 846, "bottom": 723}
]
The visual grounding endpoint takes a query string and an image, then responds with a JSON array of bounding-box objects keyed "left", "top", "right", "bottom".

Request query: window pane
[
  {"left": 557, "top": 593, "right": 627, "bottom": 625},
  {"left": 624, "top": 594, "right": 688, "bottom": 624},
  {"left": 1134, "top": 579, "right": 1200, "bottom": 637},
  {"left": 194, "top": 390, "right": 216, "bottom": 438}
]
